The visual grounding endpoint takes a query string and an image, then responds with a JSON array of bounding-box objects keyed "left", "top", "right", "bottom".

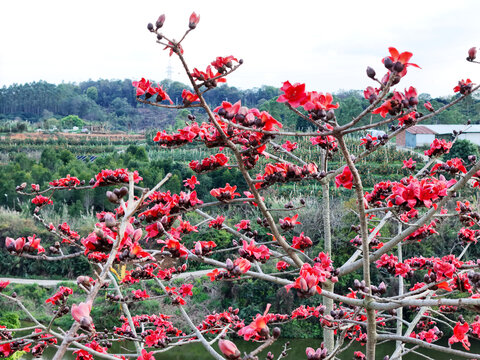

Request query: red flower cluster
[
  {"left": 239, "top": 240, "right": 270, "bottom": 263},
  {"left": 211, "top": 56, "right": 238, "bottom": 73},
  {"left": 424, "top": 138, "right": 452, "bottom": 157},
  {"left": 192, "top": 65, "right": 226, "bottom": 89},
  {"left": 189, "top": 153, "right": 229, "bottom": 173},
  {"left": 372, "top": 87, "right": 419, "bottom": 118},
  {"left": 132, "top": 289, "right": 150, "bottom": 300},
  {"left": 277, "top": 81, "right": 339, "bottom": 122},
  {"left": 154, "top": 122, "right": 201, "bottom": 147},
  {"left": 5, "top": 235, "right": 44, "bottom": 254},
  {"left": 458, "top": 227, "right": 480, "bottom": 244},
  {"left": 310, "top": 128, "right": 338, "bottom": 154},
  {"left": 45, "top": 286, "right": 73, "bottom": 306},
  {"left": 132, "top": 78, "right": 173, "bottom": 103},
  {"left": 193, "top": 240, "right": 217, "bottom": 256},
  {"left": 49, "top": 174, "right": 81, "bottom": 187},
  {"left": 285, "top": 255, "right": 334, "bottom": 298},
  {"left": 454, "top": 79, "right": 474, "bottom": 94},
  {"left": 256, "top": 162, "right": 318, "bottom": 189},
  {"left": 58, "top": 222, "right": 80, "bottom": 242},
  {"left": 279, "top": 214, "right": 301, "bottom": 230},
  {"left": 210, "top": 183, "right": 240, "bottom": 202},
  {"left": 431, "top": 158, "right": 467, "bottom": 175},
  {"left": 387, "top": 175, "right": 456, "bottom": 210},
  {"left": 31, "top": 195, "right": 53, "bottom": 206},
  {"left": 208, "top": 216, "right": 225, "bottom": 229},
  {"left": 91, "top": 168, "right": 142, "bottom": 188},
  {"left": 292, "top": 232, "right": 313, "bottom": 251}
]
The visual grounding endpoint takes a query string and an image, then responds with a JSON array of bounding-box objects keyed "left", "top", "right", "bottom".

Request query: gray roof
[{"left": 420, "top": 124, "right": 480, "bottom": 134}]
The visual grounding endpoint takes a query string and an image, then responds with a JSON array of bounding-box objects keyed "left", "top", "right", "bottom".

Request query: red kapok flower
[
  {"left": 277, "top": 81, "right": 308, "bottom": 108},
  {"left": 449, "top": 321, "right": 470, "bottom": 350},
  {"left": 335, "top": 166, "right": 353, "bottom": 189}
]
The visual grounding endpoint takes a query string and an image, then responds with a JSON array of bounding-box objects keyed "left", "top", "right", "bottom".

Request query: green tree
[
  {"left": 86, "top": 86, "right": 98, "bottom": 102},
  {"left": 60, "top": 115, "right": 85, "bottom": 129},
  {"left": 444, "top": 139, "right": 480, "bottom": 162}
]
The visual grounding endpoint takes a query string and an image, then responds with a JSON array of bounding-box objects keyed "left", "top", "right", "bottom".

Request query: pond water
[{"left": 22, "top": 337, "right": 480, "bottom": 359}]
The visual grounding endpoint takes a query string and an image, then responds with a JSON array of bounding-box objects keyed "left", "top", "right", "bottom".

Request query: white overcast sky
[{"left": 0, "top": 0, "right": 479, "bottom": 97}]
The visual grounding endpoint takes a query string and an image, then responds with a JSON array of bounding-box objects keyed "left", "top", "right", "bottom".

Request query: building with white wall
[{"left": 396, "top": 125, "right": 480, "bottom": 148}]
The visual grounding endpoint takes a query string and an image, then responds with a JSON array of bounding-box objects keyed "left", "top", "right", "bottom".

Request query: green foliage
[
  {"left": 60, "top": 115, "right": 85, "bottom": 129},
  {"left": 444, "top": 139, "right": 480, "bottom": 162}
]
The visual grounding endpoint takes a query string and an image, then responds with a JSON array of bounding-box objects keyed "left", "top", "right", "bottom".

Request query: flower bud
[
  {"left": 218, "top": 339, "right": 241, "bottom": 359},
  {"left": 156, "top": 14, "right": 166, "bottom": 30},
  {"left": 393, "top": 62, "right": 404, "bottom": 73},
  {"left": 383, "top": 57, "right": 393, "bottom": 70},
  {"left": 366, "top": 66, "right": 376, "bottom": 79},
  {"left": 106, "top": 191, "right": 119, "bottom": 204},
  {"left": 468, "top": 47, "right": 477, "bottom": 61},
  {"left": 147, "top": 23, "right": 154, "bottom": 32}
]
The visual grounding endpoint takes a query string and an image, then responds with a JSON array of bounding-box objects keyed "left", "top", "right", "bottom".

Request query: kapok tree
[{"left": 2, "top": 12, "right": 480, "bottom": 360}]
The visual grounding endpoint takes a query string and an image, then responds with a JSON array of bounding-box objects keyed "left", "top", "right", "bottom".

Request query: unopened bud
[
  {"left": 366, "top": 66, "right": 376, "bottom": 79},
  {"left": 383, "top": 57, "right": 394, "bottom": 70},
  {"left": 155, "top": 14, "right": 166, "bottom": 29},
  {"left": 147, "top": 23, "right": 154, "bottom": 32},
  {"left": 106, "top": 191, "right": 119, "bottom": 204},
  {"left": 468, "top": 47, "right": 477, "bottom": 61}
]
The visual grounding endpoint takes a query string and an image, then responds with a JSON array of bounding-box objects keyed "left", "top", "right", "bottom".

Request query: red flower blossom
[
  {"left": 46, "top": 286, "right": 73, "bottom": 305},
  {"left": 402, "top": 158, "right": 416, "bottom": 169},
  {"left": 92, "top": 168, "right": 142, "bottom": 188},
  {"left": 71, "top": 301, "right": 94, "bottom": 331},
  {"left": 238, "top": 304, "right": 271, "bottom": 340},
  {"left": 449, "top": 321, "right": 470, "bottom": 350},
  {"left": 424, "top": 138, "right": 452, "bottom": 157},
  {"left": 208, "top": 216, "right": 225, "bottom": 229},
  {"left": 31, "top": 195, "right": 53, "bottom": 206},
  {"left": 383, "top": 47, "right": 420, "bottom": 77},
  {"left": 335, "top": 166, "right": 353, "bottom": 189},
  {"left": 137, "top": 349, "right": 155, "bottom": 360},
  {"left": 179, "top": 284, "right": 193, "bottom": 297},
  {"left": 0, "top": 281, "right": 10, "bottom": 292},
  {"left": 211, "top": 56, "right": 238, "bottom": 73},
  {"left": 5, "top": 237, "right": 25, "bottom": 253},
  {"left": 234, "top": 219, "right": 251, "bottom": 231},
  {"left": 281, "top": 140, "right": 298, "bottom": 152},
  {"left": 467, "top": 47, "right": 477, "bottom": 61},
  {"left": 210, "top": 183, "right": 240, "bottom": 201},
  {"left": 181, "top": 89, "right": 200, "bottom": 105},
  {"left": 292, "top": 232, "right": 313, "bottom": 251},
  {"left": 132, "top": 289, "right": 150, "bottom": 300},
  {"left": 277, "top": 81, "right": 308, "bottom": 108},
  {"left": 454, "top": 79, "right": 474, "bottom": 94},
  {"left": 279, "top": 214, "right": 301, "bottom": 230},
  {"left": 276, "top": 261, "right": 290, "bottom": 271},
  {"left": 49, "top": 174, "right": 81, "bottom": 187}
]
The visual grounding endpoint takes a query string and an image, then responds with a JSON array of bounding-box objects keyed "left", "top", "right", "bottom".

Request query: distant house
[{"left": 397, "top": 124, "right": 480, "bottom": 148}]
